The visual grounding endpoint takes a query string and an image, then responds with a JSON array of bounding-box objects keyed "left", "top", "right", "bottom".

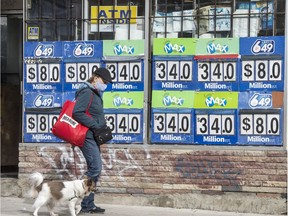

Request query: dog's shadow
[{"left": 19, "top": 198, "right": 70, "bottom": 215}]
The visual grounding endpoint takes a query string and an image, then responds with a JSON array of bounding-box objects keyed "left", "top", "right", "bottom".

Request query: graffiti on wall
[{"left": 39, "top": 146, "right": 148, "bottom": 180}]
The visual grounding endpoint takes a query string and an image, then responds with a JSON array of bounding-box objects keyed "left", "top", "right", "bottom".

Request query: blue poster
[
  {"left": 238, "top": 109, "right": 283, "bottom": 146},
  {"left": 103, "top": 60, "right": 144, "bottom": 91},
  {"left": 24, "top": 92, "right": 62, "bottom": 108},
  {"left": 194, "top": 58, "right": 240, "bottom": 91},
  {"left": 104, "top": 109, "right": 143, "bottom": 144},
  {"left": 24, "top": 41, "right": 62, "bottom": 58},
  {"left": 62, "top": 41, "right": 103, "bottom": 93},
  {"left": 24, "top": 42, "right": 63, "bottom": 92},
  {"left": 63, "top": 41, "right": 103, "bottom": 59},
  {"left": 152, "top": 56, "right": 195, "bottom": 90},
  {"left": 151, "top": 108, "right": 194, "bottom": 144},
  {"left": 239, "top": 36, "right": 285, "bottom": 91},
  {"left": 237, "top": 91, "right": 283, "bottom": 146},
  {"left": 194, "top": 109, "right": 238, "bottom": 145},
  {"left": 24, "top": 111, "right": 62, "bottom": 143}
]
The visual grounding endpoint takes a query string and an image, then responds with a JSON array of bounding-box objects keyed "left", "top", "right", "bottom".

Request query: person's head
[{"left": 88, "top": 68, "right": 112, "bottom": 92}]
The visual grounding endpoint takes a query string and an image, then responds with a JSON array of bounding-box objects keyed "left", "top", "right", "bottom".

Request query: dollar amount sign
[
  {"left": 244, "top": 64, "right": 253, "bottom": 77},
  {"left": 28, "top": 117, "right": 36, "bottom": 130},
  {"left": 67, "top": 66, "right": 76, "bottom": 79},
  {"left": 28, "top": 67, "right": 36, "bottom": 79},
  {"left": 242, "top": 117, "right": 251, "bottom": 131}
]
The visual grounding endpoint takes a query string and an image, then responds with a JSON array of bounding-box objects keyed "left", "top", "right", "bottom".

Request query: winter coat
[{"left": 72, "top": 82, "right": 106, "bottom": 139}]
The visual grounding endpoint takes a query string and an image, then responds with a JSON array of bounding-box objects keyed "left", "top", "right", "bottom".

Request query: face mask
[{"left": 94, "top": 80, "right": 107, "bottom": 92}]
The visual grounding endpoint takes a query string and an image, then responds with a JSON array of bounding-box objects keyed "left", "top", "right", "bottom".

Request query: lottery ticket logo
[
  {"left": 248, "top": 93, "right": 272, "bottom": 108},
  {"left": 114, "top": 44, "right": 135, "bottom": 55},
  {"left": 34, "top": 44, "right": 54, "bottom": 57},
  {"left": 113, "top": 96, "right": 134, "bottom": 107},
  {"left": 207, "top": 42, "right": 228, "bottom": 54},
  {"left": 164, "top": 43, "right": 185, "bottom": 54},
  {"left": 205, "top": 96, "right": 227, "bottom": 107},
  {"left": 251, "top": 39, "right": 275, "bottom": 55},
  {"left": 73, "top": 43, "right": 94, "bottom": 57},
  {"left": 163, "top": 95, "right": 184, "bottom": 106}
]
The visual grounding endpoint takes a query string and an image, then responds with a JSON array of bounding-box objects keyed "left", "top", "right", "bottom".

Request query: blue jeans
[{"left": 80, "top": 135, "right": 102, "bottom": 211}]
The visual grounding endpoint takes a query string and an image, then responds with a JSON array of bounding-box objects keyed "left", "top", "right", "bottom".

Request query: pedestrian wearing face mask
[{"left": 72, "top": 67, "right": 112, "bottom": 214}]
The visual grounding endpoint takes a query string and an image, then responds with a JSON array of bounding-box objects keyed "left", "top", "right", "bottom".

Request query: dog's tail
[{"left": 27, "top": 172, "right": 44, "bottom": 198}]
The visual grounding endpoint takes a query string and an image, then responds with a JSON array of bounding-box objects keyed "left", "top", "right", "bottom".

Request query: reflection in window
[
  {"left": 1, "top": 17, "right": 7, "bottom": 73},
  {"left": 151, "top": 0, "right": 285, "bottom": 38},
  {"left": 24, "top": 0, "right": 285, "bottom": 41},
  {"left": 88, "top": 0, "right": 145, "bottom": 40},
  {"left": 26, "top": 0, "right": 82, "bottom": 41}
]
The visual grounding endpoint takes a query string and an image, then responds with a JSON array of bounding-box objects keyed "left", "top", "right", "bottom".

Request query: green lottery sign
[
  {"left": 152, "top": 90, "right": 194, "bottom": 108},
  {"left": 195, "top": 38, "right": 239, "bottom": 55},
  {"left": 103, "top": 91, "right": 144, "bottom": 109},
  {"left": 103, "top": 40, "right": 144, "bottom": 56},
  {"left": 194, "top": 92, "right": 238, "bottom": 109},
  {"left": 153, "top": 38, "right": 197, "bottom": 55}
]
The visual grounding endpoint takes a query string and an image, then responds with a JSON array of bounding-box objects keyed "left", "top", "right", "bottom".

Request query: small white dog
[{"left": 27, "top": 172, "right": 96, "bottom": 216}]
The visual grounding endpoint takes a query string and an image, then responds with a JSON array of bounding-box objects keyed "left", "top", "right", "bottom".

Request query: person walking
[{"left": 72, "top": 68, "right": 113, "bottom": 213}]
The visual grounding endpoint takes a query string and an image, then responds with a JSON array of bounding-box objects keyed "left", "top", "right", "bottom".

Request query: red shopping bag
[
  {"left": 52, "top": 100, "right": 88, "bottom": 147},
  {"left": 52, "top": 93, "right": 93, "bottom": 147}
]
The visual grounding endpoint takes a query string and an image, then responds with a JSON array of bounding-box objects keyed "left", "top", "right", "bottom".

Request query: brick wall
[{"left": 18, "top": 143, "right": 287, "bottom": 214}]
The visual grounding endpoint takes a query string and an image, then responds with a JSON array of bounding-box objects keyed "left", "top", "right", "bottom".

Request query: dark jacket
[{"left": 72, "top": 82, "right": 106, "bottom": 139}]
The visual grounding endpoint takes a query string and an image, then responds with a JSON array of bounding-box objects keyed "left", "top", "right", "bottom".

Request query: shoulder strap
[{"left": 86, "top": 93, "right": 93, "bottom": 113}]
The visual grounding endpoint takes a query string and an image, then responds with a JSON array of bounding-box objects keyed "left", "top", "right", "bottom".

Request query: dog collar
[{"left": 69, "top": 190, "right": 79, "bottom": 201}]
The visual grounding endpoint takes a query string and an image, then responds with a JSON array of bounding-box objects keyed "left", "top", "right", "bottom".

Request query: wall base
[{"left": 94, "top": 192, "right": 286, "bottom": 215}]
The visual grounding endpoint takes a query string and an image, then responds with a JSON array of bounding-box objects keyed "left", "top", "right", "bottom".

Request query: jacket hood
[{"left": 75, "top": 82, "right": 95, "bottom": 97}]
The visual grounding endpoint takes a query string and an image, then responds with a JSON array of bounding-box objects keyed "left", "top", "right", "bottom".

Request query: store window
[
  {"left": 24, "top": 0, "right": 285, "bottom": 40},
  {"left": 88, "top": 0, "right": 145, "bottom": 40},
  {"left": 1, "top": 17, "right": 7, "bottom": 74},
  {"left": 24, "top": 0, "right": 145, "bottom": 41},
  {"left": 26, "top": 0, "right": 82, "bottom": 41},
  {"left": 151, "top": 0, "right": 285, "bottom": 38}
]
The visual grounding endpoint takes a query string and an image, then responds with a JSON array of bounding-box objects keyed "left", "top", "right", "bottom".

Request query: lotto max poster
[{"left": 102, "top": 40, "right": 145, "bottom": 143}]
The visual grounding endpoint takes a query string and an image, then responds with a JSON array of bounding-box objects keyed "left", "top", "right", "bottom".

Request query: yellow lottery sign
[{"left": 91, "top": 6, "right": 137, "bottom": 24}]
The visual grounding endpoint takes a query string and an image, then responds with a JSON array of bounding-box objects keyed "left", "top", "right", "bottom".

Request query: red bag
[{"left": 52, "top": 94, "right": 93, "bottom": 147}]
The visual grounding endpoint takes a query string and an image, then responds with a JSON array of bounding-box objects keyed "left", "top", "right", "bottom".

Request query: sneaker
[{"left": 81, "top": 207, "right": 105, "bottom": 214}]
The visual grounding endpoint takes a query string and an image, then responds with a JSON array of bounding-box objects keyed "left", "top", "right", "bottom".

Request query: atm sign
[{"left": 91, "top": 6, "right": 137, "bottom": 24}]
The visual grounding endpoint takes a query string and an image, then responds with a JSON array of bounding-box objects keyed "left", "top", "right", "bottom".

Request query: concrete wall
[{"left": 16, "top": 143, "right": 287, "bottom": 215}]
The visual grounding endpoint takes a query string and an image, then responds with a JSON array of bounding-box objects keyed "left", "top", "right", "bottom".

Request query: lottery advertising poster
[
  {"left": 103, "top": 91, "right": 144, "bottom": 143},
  {"left": 238, "top": 91, "right": 283, "bottom": 145},
  {"left": 239, "top": 36, "right": 285, "bottom": 91},
  {"left": 194, "top": 38, "right": 240, "bottom": 91},
  {"left": 193, "top": 92, "right": 238, "bottom": 145},
  {"left": 102, "top": 40, "right": 145, "bottom": 92},
  {"left": 151, "top": 90, "right": 194, "bottom": 144},
  {"left": 152, "top": 38, "right": 197, "bottom": 90},
  {"left": 24, "top": 111, "right": 60, "bottom": 143},
  {"left": 23, "top": 41, "right": 63, "bottom": 142},
  {"left": 62, "top": 41, "right": 103, "bottom": 102}
]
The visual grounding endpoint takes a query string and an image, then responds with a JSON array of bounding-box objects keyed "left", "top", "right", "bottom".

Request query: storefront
[
  {"left": 1, "top": 0, "right": 287, "bottom": 214},
  {"left": 22, "top": 0, "right": 287, "bottom": 146}
]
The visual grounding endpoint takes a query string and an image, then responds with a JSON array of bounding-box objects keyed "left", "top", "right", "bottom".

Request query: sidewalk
[{"left": 0, "top": 197, "right": 283, "bottom": 216}]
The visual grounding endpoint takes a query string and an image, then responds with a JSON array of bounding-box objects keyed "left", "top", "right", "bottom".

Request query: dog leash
[{"left": 71, "top": 146, "right": 79, "bottom": 179}]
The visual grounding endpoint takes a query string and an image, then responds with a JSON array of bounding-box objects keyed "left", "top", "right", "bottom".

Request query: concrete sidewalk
[{"left": 0, "top": 197, "right": 283, "bottom": 216}]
